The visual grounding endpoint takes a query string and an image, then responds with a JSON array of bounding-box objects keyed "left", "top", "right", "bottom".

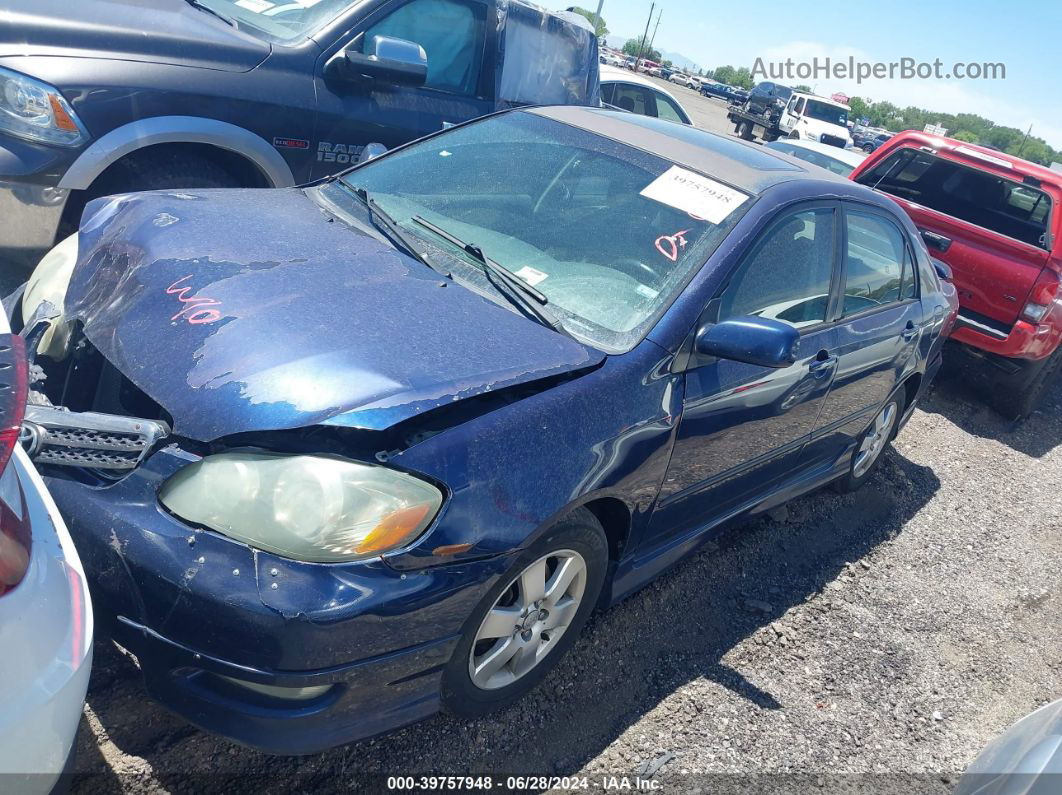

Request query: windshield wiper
[
  {"left": 346, "top": 187, "right": 451, "bottom": 278},
  {"left": 183, "top": 0, "right": 235, "bottom": 26},
  {"left": 409, "top": 216, "right": 570, "bottom": 336}
]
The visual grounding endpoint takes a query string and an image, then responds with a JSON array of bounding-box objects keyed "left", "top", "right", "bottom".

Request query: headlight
[
  {"left": 23, "top": 233, "right": 78, "bottom": 358},
  {"left": 0, "top": 66, "right": 88, "bottom": 146},
  {"left": 159, "top": 453, "right": 443, "bottom": 563}
]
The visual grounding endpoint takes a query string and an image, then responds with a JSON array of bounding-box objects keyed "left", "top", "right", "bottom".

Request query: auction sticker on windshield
[{"left": 640, "top": 166, "right": 748, "bottom": 224}]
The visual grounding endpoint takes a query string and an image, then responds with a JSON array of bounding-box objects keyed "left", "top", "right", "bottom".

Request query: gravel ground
[{"left": 69, "top": 368, "right": 1062, "bottom": 794}]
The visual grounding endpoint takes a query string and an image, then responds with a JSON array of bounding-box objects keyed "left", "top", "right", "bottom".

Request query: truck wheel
[
  {"left": 993, "top": 348, "right": 1062, "bottom": 420},
  {"left": 90, "top": 151, "right": 242, "bottom": 200},
  {"left": 441, "top": 508, "right": 607, "bottom": 718},
  {"left": 739, "top": 122, "right": 755, "bottom": 141}
]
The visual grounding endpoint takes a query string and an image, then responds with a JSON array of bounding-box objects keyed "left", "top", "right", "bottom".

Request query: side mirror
[
  {"left": 695, "top": 316, "right": 800, "bottom": 369},
  {"left": 332, "top": 35, "right": 427, "bottom": 88},
  {"left": 931, "top": 257, "right": 953, "bottom": 281},
  {"left": 357, "top": 142, "right": 387, "bottom": 164}
]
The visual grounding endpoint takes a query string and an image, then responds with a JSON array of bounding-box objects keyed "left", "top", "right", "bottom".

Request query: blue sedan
[{"left": 16, "top": 106, "right": 957, "bottom": 753}]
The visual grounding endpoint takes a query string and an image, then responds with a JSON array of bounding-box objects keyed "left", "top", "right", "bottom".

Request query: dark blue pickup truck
[{"left": 0, "top": 0, "right": 600, "bottom": 266}]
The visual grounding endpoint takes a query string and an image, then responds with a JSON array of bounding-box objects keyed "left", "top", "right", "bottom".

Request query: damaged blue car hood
[{"left": 64, "top": 188, "right": 603, "bottom": 442}]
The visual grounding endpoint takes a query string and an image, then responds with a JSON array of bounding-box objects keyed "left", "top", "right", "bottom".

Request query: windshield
[
  {"left": 194, "top": 0, "right": 355, "bottom": 42},
  {"left": 338, "top": 112, "right": 751, "bottom": 352},
  {"left": 804, "top": 100, "right": 848, "bottom": 127}
]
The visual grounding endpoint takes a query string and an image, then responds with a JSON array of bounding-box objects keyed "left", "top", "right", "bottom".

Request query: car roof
[
  {"left": 767, "top": 139, "right": 867, "bottom": 167},
  {"left": 528, "top": 106, "right": 856, "bottom": 195},
  {"left": 598, "top": 66, "right": 687, "bottom": 107},
  {"left": 882, "top": 131, "right": 1062, "bottom": 186}
]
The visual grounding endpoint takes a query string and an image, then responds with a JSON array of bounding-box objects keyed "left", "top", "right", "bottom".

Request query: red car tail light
[
  {"left": 0, "top": 334, "right": 30, "bottom": 597},
  {"left": 1021, "top": 269, "right": 1061, "bottom": 324}
]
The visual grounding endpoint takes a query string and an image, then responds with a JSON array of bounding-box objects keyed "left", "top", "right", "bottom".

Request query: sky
[{"left": 576, "top": 0, "right": 1062, "bottom": 151}]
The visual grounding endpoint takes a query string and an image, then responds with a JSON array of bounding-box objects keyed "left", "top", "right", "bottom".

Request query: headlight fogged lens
[
  {"left": 0, "top": 67, "right": 88, "bottom": 146},
  {"left": 159, "top": 453, "right": 443, "bottom": 563}
]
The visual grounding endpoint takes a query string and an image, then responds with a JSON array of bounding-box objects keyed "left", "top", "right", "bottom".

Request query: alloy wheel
[
  {"left": 852, "top": 402, "right": 898, "bottom": 478},
  {"left": 468, "top": 549, "right": 587, "bottom": 690}
]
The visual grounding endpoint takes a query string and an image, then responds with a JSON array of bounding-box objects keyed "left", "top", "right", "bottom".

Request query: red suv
[{"left": 850, "top": 132, "right": 1062, "bottom": 417}]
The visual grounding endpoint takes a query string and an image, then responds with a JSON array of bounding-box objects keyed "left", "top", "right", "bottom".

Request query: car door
[
  {"left": 803, "top": 203, "right": 923, "bottom": 466},
  {"left": 644, "top": 205, "right": 843, "bottom": 550},
  {"left": 311, "top": 0, "right": 495, "bottom": 178}
]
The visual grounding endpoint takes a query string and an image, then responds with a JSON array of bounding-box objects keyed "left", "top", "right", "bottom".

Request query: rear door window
[
  {"left": 843, "top": 209, "right": 910, "bottom": 314},
  {"left": 857, "top": 148, "right": 1052, "bottom": 249}
]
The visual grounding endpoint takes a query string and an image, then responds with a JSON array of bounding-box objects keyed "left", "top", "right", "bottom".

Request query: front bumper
[
  {"left": 0, "top": 179, "right": 68, "bottom": 265},
  {"left": 44, "top": 446, "right": 514, "bottom": 754},
  {"left": 0, "top": 133, "right": 81, "bottom": 268}
]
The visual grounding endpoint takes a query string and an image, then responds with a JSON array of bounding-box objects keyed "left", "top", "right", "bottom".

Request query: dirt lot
[{"left": 67, "top": 368, "right": 1062, "bottom": 793}]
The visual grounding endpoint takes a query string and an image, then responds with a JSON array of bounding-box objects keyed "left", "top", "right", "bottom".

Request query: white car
[
  {"left": 0, "top": 306, "right": 93, "bottom": 792},
  {"left": 600, "top": 65, "right": 692, "bottom": 126},
  {"left": 764, "top": 139, "right": 867, "bottom": 177}
]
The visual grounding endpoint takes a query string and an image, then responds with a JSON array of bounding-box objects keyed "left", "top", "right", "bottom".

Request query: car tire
[
  {"left": 739, "top": 122, "right": 755, "bottom": 141},
  {"left": 440, "top": 508, "right": 608, "bottom": 718},
  {"left": 834, "top": 394, "right": 904, "bottom": 493},
  {"left": 862, "top": 144, "right": 873, "bottom": 153},
  {"left": 993, "top": 347, "right": 1062, "bottom": 420}
]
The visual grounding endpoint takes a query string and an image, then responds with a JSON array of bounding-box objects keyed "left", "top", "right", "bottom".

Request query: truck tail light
[
  {"left": 0, "top": 335, "right": 28, "bottom": 596},
  {"left": 1021, "top": 269, "right": 1060, "bottom": 324}
]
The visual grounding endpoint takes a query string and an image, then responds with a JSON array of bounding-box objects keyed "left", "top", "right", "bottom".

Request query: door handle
[
  {"left": 901, "top": 320, "right": 918, "bottom": 341},
  {"left": 919, "top": 228, "right": 952, "bottom": 252},
  {"left": 809, "top": 350, "right": 837, "bottom": 377}
]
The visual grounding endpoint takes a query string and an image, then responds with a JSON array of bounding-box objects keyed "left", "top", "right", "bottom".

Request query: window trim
[{"left": 834, "top": 202, "right": 921, "bottom": 324}]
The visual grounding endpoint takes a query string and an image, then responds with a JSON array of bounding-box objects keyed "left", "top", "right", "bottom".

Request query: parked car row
[{"left": 1, "top": 0, "right": 1060, "bottom": 779}]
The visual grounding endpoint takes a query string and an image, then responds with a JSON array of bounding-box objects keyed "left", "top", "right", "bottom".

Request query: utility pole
[
  {"left": 647, "top": 8, "right": 662, "bottom": 60},
  {"left": 1016, "top": 123, "right": 1033, "bottom": 157},
  {"left": 636, "top": 1, "right": 655, "bottom": 72},
  {"left": 592, "top": 0, "right": 604, "bottom": 38}
]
